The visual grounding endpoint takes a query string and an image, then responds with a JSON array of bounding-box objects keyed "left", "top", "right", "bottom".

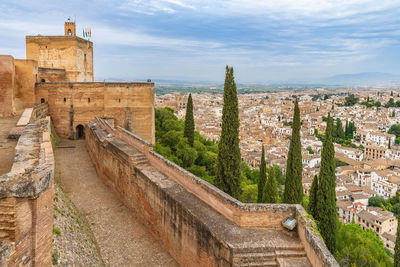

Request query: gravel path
[{"left": 55, "top": 139, "right": 178, "bottom": 266}]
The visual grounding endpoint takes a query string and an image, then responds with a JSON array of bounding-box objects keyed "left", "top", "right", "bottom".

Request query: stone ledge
[{"left": 0, "top": 117, "right": 54, "bottom": 199}]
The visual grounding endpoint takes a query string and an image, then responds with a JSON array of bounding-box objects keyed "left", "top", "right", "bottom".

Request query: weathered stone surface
[
  {"left": 86, "top": 117, "right": 340, "bottom": 267},
  {"left": 0, "top": 116, "right": 54, "bottom": 266},
  {"left": 0, "top": 55, "right": 16, "bottom": 116},
  {"left": 26, "top": 36, "right": 93, "bottom": 82}
]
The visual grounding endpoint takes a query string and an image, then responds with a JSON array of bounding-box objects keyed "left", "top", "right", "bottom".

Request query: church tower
[{"left": 64, "top": 19, "right": 76, "bottom": 36}]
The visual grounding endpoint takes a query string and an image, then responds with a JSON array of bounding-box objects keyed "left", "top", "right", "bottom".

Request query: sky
[{"left": 1, "top": 0, "right": 400, "bottom": 83}]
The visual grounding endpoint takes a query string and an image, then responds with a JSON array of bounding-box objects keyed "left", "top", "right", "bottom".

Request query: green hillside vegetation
[{"left": 154, "top": 107, "right": 283, "bottom": 203}]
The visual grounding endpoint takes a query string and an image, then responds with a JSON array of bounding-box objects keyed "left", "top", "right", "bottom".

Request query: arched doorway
[{"left": 76, "top": 124, "right": 85, "bottom": 139}]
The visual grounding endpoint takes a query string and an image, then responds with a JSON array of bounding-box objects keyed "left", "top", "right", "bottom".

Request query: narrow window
[
  {"left": 64, "top": 97, "right": 66, "bottom": 103},
  {"left": 41, "top": 98, "right": 45, "bottom": 103},
  {"left": 118, "top": 98, "right": 121, "bottom": 103},
  {"left": 41, "top": 78, "right": 46, "bottom": 82},
  {"left": 88, "top": 98, "right": 90, "bottom": 103}
]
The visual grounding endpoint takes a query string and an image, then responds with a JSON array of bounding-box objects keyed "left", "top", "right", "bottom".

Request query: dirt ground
[
  {"left": 0, "top": 116, "right": 19, "bottom": 175},
  {"left": 55, "top": 139, "right": 178, "bottom": 266}
]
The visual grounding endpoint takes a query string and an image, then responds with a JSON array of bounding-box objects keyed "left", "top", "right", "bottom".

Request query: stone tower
[{"left": 64, "top": 19, "right": 76, "bottom": 36}]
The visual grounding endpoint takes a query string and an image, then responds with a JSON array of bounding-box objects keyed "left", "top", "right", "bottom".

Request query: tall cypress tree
[
  {"left": 283, "top": 98, "right": 303, "bottom": 204},
  {"left": 257, "top": 146, "right": 267, "bottom": 202},
  {"left": 336, "top": 118, "right": 345, "bottom": 139},
  {"left": 316, "top": 113, "right": 337, "bottom": 253},
  {"left": 264, "top": 167, "right": 278, "bottom": 203},
  {"left": 308, "top": 175, "right": 318, "bottom": 219},
  {"left": 345, "top": 120, "right": 349, "bottom": 137},
  {"left": 395, "top": 210, "right": 400, "bottom": 266},
  {"left": 184, "top": 93, "right": 195, "bottom": 147},
  {"left": 215, "top": 66, "right": 241, "bottom": 199}
]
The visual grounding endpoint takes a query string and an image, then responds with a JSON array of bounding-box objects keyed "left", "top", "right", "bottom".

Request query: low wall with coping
[
  {"left": 86, "top": 117, "right": 339, "bottom": 267},
  {"left": 0, "top": 116, "right": 54, "bottom": 266}
]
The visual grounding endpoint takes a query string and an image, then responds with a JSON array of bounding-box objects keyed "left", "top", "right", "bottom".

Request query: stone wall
[
  {"left": 86, "top": 117, "right": 339, "bottom": 267},
  {"left": 14, "top": 59, "right": 38, "bottom": 109},
  {"left": 0, "top": 55, "right": 16, "bottom": 116},
  {"left": 38, "top": 68, "right": 67, "bottom": 83},
  {"left": 36, "top": 82, "right": 155, "bottom": 143},
  {"left": 0, "top": 117, "right": 54, "bottom": 266},
  {"left": 26, "top": 36, "right": 93, "bottom": 82}
]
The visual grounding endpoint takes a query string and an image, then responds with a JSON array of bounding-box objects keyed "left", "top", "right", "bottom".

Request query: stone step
[
  {"left": 275, "top": 249, "right": 307, "bottom": 258},
  {"left": 233, "top": 252, "right": 276, "bottom": 262},
  {"left": 234, "top": 260, "right": 277, "bottom": 267},
  {"left": 133, "top": 159, "right": 149, "bottom": 165},
  {"left": 277, "top": 257, "right": 312, "bottom": 267},
  {"left": 0, "top": 212, "right": 15, "bottom": 216}
]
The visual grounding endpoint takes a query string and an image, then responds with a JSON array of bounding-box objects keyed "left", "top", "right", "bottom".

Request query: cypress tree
[
  {"left": 316, "top": 113, "right": 337, "bottom": 253},
  {"left": 308, "top": 175, "right": 318, "bottom": 219},
  {"left": 395, "top": 210, "right": 400, "bottom": 266},
  {"left": 345, "top": 120, "right": 349, "bottom": 137},
  {"left": 336, "top": 118, "right": 345, "bottom": 139},
  {"left": 283, "top": 98, "right": 303, "bottom": 204},
  {"left": 264, "top": 167, "right": 278, "bottom": 203},
  {"left": 183, "top": 93, "right": 195, "bottom": 147},
  {"left": 257, "top": 146, "right": 267, "bottom": 202},
  {"left": 215, "top": 66, "right": 241, "bottom": 199}
]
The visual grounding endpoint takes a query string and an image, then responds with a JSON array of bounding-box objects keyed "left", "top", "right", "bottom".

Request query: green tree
[
  {"left": 316, "top": 113, "right": 337, "bottom": 253},
  {"left": 283, "top": 98, "right": 303, "bottom": 204},
  {"left": 389, "top": 124, "right": 400, "bottom": 138},
  {"left": 184, "top": 93, "right": 195, "bottom": 146},
  {"left": 215, "top": 66, "right": 242, "bottom": 199},
  {"left": 375, "top": 101, "right": 381, "bottom": 107},
  {"left": 344, "top": 94, "right": 359, "bottom": 106},
  {"left": 336, "top": 118, "right": 345, "bottom": 139},
  {"left": 336, "top": 222, "right": 393, "bottom": 266},
  {"left": 264, "top": 167, "right": 279, "bottom": 203},
  {"left": 345, "top": 120, "right": 349, "bottom": 137},
  {"left": 391, "top": 91, "right": 394, "bottom": 96},
  {"left": 308, "top": 175, "right": 318, "bottom": 219},
  {"left": 395, "top": 210, "right": 400, "bottom": 266},
  {"left": 257, "top": 146, "right": 267, "bottom": 202}
]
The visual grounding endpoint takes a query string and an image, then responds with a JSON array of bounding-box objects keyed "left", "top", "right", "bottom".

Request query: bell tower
[{"left": 64, "top": 18, "right": 76, "bottom": 36}]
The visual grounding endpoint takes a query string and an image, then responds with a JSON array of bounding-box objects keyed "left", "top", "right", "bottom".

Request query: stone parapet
[
  {"left": 0, "top": 116, "right": 54, "bottom": 266},
  {"left": 87, "top": 117, "right": 339, "bottom": 267}
]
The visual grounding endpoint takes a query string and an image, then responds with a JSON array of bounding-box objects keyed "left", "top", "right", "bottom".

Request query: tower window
[
  {"left": 68, "top": 29, "right": 72, "bottom": 36},
  {"left": 88, "top": 98, "right": 90, "bottom": 103},
  {"left": 64, "top": 97, "right": 66, "bottom": 103},
  {"left": 118, "top": 98, "right": 121, "bottom": 103},
  {"left": 41, "top": 98, "right": 45, "bottom": 103},
  {"left": 41, "top": 78, "right": 45, "bottom": 82}
]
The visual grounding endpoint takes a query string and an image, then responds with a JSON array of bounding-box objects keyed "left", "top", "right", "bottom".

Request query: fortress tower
[
  {"left": 64, "top": 19, "right": 76, "bottom": 36},
  {"left": 26, "top": 19, "right": 93, "bottom": 82}
]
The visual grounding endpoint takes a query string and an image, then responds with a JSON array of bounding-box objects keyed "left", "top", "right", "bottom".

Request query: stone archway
[{"left": 76, "top": 124, "right": 85, "bottom": 139}]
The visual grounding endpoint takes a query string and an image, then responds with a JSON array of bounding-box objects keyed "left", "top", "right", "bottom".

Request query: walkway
[
  {"left": 55, "top": 139, "right": 178, "bottom": 266},
  {"left": 0, "top": 116, "right": 19, "bottom": 175}
]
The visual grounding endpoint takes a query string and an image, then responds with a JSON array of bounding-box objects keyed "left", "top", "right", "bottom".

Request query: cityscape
[{"left": 1, "top": 0, "right": 400, "bottom": 266}]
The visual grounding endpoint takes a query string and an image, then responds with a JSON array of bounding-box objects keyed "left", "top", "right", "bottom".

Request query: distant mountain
[{"left": 324, "top": 72, "right": 400, "bottom": 85}]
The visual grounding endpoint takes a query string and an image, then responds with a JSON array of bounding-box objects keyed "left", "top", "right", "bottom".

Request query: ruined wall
[
  {"left": 14, "top": 59, "right": 38, "bottom": 109},
  {"left": 85, "top": 117, "right": 339, "bottom": 267},
  {"left": 35, "top": 82, "right": 155, "bottom": 143},
  {"left": 0, "top": 55, "right": 16, "bottom": 116},
  {"left": 26, "top": 36, "right": 93, "bottom": 82},
  {"left": 38, "top": 67, "right": 66, "bottom": 83},
  {"left": 0, "top": 116, "right": 54, "bottom": 266}
]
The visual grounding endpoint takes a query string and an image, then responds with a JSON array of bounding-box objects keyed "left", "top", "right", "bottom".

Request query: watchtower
[{"left": 64, "top": 19, "right": 76, "bottom": 36}]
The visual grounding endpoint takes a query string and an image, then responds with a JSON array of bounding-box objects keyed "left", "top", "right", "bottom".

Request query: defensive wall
[
  {"left": 0, "top": 104, "right": 54, "bottom": 266},
  {"left": 85, "top": 117, "right": 339, "bottom": 267},
  {"left": 36, "top": 82, "right": 155, "bottom": 143}
]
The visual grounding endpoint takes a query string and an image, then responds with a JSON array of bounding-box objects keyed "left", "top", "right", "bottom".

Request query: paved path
[{"left": 55, "top": 139, "right": 178, "bottom": 266}]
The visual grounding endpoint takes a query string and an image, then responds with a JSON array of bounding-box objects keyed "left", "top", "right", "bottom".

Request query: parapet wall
[
  {"left": 0, "top": 55, "right": 16, "bottom": 116},
  {"left": 0, "top": 116, "right": 54, "bottom": 266},
  {"left": 86, "top": 117, "right": 339, "bottom": 267}
]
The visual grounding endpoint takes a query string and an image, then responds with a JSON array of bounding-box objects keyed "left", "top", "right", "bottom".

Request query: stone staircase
[
  {"left": 232, "top": 245, "right": 311, "bottom": 267},
  {"left": 130, "top": 153, "right": 149, "bottom": 166},
  {"left": 0, "top": 198, "right": 16, "bottom": 240}
]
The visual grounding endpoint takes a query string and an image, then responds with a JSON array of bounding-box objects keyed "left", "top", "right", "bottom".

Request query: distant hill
[{"left": 324, "top": 72, "right": 400, "bottom": 85}]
